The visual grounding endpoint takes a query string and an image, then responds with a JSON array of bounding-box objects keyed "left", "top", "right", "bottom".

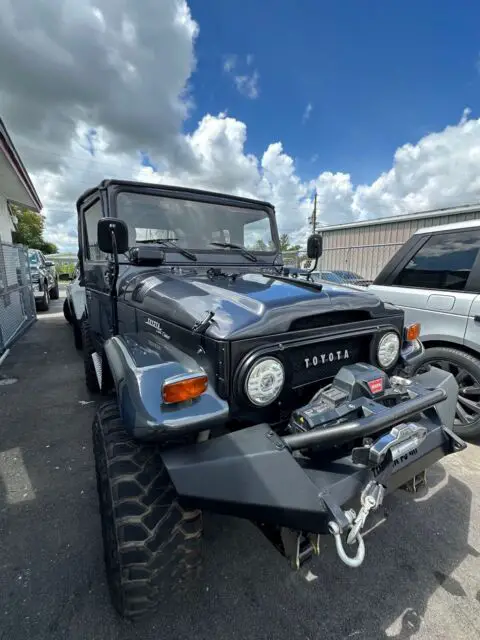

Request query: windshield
[
  {"left": 28, "top": 251, "right": 39, "bottom": 265},
  {"left": 116, "top": 192, "right": 276, "bottom": 253}
]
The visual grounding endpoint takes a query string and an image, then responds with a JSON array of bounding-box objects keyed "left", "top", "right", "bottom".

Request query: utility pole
[{"left": 308, "top": 190, "right": 317, "bottom": 234}]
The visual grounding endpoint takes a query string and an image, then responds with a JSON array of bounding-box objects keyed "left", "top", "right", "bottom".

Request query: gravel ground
[{"left": 0, "top": 293, "right": 479, "bottom": 640}]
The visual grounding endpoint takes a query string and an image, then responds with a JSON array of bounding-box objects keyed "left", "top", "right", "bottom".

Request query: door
[
  {"left": 463, "top": 291, "right": 480, "bottom": 350},
  {"left": 370, "top": 228, "right": 480, "bottom": 344},
  {"left": 81, "top": 198, "right": 113, "bottom": 347}
]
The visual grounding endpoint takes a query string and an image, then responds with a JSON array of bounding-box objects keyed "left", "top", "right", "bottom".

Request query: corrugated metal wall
[{"left": 318, "top": 210, "right": 480, "bottom": 281}]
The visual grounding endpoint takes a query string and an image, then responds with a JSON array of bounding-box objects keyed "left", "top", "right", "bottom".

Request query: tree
[
  {"left": 254, "top": 238, "right": 268, "bottom": 251},
  {"left": 279, "top": 233, "right": 301, "bottom": 253},
  {"left": 10, "top": 204, "right": 58, "bottom": 254}
]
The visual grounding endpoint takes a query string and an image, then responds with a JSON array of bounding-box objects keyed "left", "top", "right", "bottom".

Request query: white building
[
  {"left": 0, "top": 118, "right": 42, "bottom": 355},
  {"left": 0, "top": 118, "right": 42, "bottom": 242},
  {"left": 317, "top": 204, "right": 480, "bottom": 281}
]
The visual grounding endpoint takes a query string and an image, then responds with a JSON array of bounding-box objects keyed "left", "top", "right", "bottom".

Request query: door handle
[{"left": 474, "top": 316, "right": 480, "bottom": 323}]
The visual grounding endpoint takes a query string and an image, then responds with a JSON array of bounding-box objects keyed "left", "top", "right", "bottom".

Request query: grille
[
  {"left": 290, "top": 310, "right": 370, "bottom": 332},
  {"left": 285, "top": 335, "right": 370, "bottom": 387}
]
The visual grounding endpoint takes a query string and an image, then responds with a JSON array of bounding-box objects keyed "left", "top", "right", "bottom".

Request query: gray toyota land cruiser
[{"left": 76, "top": 179, "right": 466, "bottom": 621}]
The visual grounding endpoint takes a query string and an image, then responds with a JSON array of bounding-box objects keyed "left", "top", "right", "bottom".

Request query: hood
[{"left": 122, "top": 270, "right": 393, "bottom": 340}]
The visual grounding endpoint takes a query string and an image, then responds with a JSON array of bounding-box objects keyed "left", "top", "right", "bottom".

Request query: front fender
[{"left": 104, "top": 333, "right": 229, "bottom": 441}]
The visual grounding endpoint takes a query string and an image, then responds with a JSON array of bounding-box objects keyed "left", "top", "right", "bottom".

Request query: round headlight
[
  {"left": 245, "top": 357, "right": 285, "bottom": 406},
  {"left": 377, "top": 332, "right": 400, "bottom": 369}
]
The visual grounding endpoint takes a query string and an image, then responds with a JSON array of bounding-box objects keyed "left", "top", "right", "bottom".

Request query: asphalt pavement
[{"left": 0, "top": 292, "right": 479, "bottom": 640}]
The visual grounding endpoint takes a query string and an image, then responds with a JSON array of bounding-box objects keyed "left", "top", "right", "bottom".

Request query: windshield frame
[{"left": 110, "top": 185, "right": 281, "bottom": 260}]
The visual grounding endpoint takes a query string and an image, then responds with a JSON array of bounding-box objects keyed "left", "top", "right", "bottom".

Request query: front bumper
[{"left": 162, "top": 367, "right": 465, "bottom": 538}]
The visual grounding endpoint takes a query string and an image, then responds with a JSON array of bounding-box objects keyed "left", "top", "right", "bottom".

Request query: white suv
[{"left": 369, "top": 218, "right": 480, "bottom": 438}]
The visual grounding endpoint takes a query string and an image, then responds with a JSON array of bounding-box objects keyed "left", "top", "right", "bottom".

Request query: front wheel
[
  {"left": 93, "top": 401, "right": 203, "bottom": 621},
  {"left": 50, "top": 281, "right": 60, "bottom": 300},
  {"left": 36, "top": 285, "right": 49, "bottom": 312},
  {"left": 411, "top": 346, "right": 480, "bottom": 438}
]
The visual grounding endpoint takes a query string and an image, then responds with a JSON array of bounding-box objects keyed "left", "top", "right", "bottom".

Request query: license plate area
[{"left": 287, "top": 337, "right": 370, "bottom": 388}]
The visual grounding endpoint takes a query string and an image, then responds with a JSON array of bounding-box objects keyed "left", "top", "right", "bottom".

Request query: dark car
[
  {"left": 28, "top": 249, "right": 59, "bottom": 311},
  {"left": 76, "top": 179, "right": 465, "bottom": 621}
]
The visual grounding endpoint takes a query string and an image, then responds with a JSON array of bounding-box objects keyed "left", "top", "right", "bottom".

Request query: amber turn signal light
[
  {"left": 162, "top": 374, "right": 208, "bottom": 404},
  {"left": 405, "top": 323, "right": 421, "bottom": 342}
]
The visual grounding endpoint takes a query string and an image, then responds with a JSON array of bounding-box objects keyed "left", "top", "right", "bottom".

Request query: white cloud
[
  {"left": 223, "top": 53, "right": 260, "bottom": 99},
  {"left": 302, "top": 102, "right": 313, "bottom": 123},
  {"left": 1, "top": 1, "right": 480, "bottom": 253},
  {"left": 223, "top": 54, "right": 237, "bottom": 73}
]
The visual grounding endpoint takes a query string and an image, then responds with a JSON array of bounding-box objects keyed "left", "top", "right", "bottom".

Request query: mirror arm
[{"left": 306, "top": 255, "right": 319, "bottom": 280}]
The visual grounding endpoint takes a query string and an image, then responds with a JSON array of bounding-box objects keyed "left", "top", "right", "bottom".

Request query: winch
[{"left": 289, "top": 363, "right": 395, "bottom": 435}]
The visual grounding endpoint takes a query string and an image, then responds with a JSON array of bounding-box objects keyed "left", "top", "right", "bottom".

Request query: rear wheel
[
  {"left": 93, "top": 401, "right": 203, "bottom": 620},
  {"left": 412, "top": 346, "right": 480, "bottom": 438},
  {"left": 73, "top": 320, "right": 82, "bottom": 351},
  {"left": 63, "top": 298, "right": 72, "bottom": 324},
  {"left": 81, "top": 317, "right": 100, "bottom": 393}
]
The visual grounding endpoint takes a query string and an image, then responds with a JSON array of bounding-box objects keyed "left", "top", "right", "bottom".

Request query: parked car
[
  {"left": 369, "top": 218, "right": 480, "bottom": 437},
  {"left": 292, "top": 270, "right": 346, "bottom": 284},
  {"left": 74, "top": 179, "right": 465, "bottom": 621},
  {"left": 63, "top": 263, "right": 85, "bottom": 350},
  {"left": 28, "top": 249, "right": 59, "bottom": 311},
  {"left": 311, "top": 270, "right": 344, "bottom": 284}
]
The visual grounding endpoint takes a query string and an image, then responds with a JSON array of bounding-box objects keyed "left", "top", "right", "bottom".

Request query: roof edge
[
  {"left": 76, "top": 179, "right": 274, "bottom": 212},
  {"left": 318, "top": 202, "right": 480, "bottom": 233},
  {"left": 0, "top": 118, "right": 42, "bottom": 211}
]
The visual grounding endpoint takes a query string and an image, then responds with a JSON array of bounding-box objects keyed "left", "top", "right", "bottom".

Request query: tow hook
[
  {"left": 328, "top": 480, "right": 385, "bottom": 568},
  {"left": 328, "top": 514, "right": 366, "bottom": 568}
]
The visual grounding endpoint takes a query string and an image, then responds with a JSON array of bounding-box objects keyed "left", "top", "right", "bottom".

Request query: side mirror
[
  {"left": 307, "top": 234, "right": 323, "bottom": 260},
  {"left": 45, "top": 260, "right": 55, "bottom": 267},
  {"left": 97, "top": 218, "right": 129, "bottom": 254}
]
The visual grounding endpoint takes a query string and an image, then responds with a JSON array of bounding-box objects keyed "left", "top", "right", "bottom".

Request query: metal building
[{"left": 316, "top": 203, "right": 480, "bottom": 281}]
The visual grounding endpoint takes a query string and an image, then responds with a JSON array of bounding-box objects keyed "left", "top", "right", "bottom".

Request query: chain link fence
[
  {"left": 0, "top": 242, "right": 36, "bottom": 355},
  {"left": 282, "top": 241, "right": 405, "bottom": 284}
]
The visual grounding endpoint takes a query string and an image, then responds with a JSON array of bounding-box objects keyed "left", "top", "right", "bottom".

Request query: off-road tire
[
  {"left": 63, "top": 298, "right": 72, "bottom": 324},
  {"left": 93, "top": 401, "right": 203, "bottom": 621},
  {"left": 36, "top": 284, "right": 49, "bottom": 312},
  {"left": 411, "top": 346, "right": 480, "bottom": 438},
  {"left": 81, "top": 317, "right": 100, "bottom": 393},
  {"left": 50, "top": 281, "right": 60, "bottom": 300}
]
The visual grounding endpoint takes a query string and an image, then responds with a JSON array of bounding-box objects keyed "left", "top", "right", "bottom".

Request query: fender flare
[{"left": 103, "top": 333, "right": 229, "bottom": 442}]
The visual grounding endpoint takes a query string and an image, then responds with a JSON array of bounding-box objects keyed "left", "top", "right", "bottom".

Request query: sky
[{"left": 1, "top": 0, "right": 480, "bottom": 252}]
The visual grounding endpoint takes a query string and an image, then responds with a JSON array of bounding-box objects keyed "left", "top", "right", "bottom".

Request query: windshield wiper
[
  {"left": 209, "top": 241, "right": 257, "bottom": 262},
  {"left": 137, "top": 239, "right": 197, "bottom": 261}
]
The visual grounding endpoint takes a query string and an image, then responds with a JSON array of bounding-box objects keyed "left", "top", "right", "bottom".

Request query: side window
[
  {"left": 84, "top": 200, "right": 106, "bottom": 261},
  {"left": 394, "top": 230, "right": 480, "bottom": 291}
]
